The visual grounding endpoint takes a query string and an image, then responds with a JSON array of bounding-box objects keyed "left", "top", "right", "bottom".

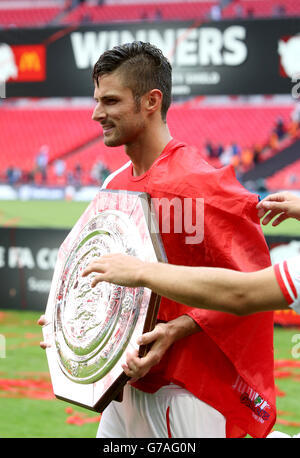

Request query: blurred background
[{"left": 0, "top": 0, "right": 300, "bottom": 438}]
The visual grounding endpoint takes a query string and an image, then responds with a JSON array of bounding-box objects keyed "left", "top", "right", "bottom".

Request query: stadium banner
[
  {"left": 0, "top": 184, "right": 99, "bottom": 202},
  {"left": 1, "top": 226, "right": 299, "bottom": 326},
  {"left": 0, "top": 227, "right": 68, "bottom": 311},
  {"left": 1, "top": 18, "right": 299, "bottom": 97}
]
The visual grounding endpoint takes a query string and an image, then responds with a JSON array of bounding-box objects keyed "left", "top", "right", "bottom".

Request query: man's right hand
[
  {"left": 257, "top": 191, "right": 300, "bottom": 226},
  {"left": 37, "top": 314, "right": 51, "bottom": 349}
]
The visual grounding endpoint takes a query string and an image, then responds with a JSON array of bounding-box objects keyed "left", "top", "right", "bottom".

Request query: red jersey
[
  {"left": 275, "top": 256, "right": 300, "bottom": 312},
  {"left": 102, "top": 139, "right": 275, "bottom": 438}
]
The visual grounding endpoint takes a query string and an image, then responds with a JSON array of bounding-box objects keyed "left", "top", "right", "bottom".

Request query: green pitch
[
  {"left": 1, "top": 310, "right": 300, "bottom": 438},
  {"left": 0, "top": 199, "right": 299, "bottom": 235},
  {"left": 0, "top": 200, "right": 89, "bottom": 229},
  {"left": 0, "top": 199, "right": 299, "bottom": 438},
  {"left": 0, "top": 310, "right": 99, "bottom": 438}
]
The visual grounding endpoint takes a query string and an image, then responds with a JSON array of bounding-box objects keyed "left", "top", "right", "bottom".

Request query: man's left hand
[{"left": 122, "top": 315, "right": 201, "bottom": 382}]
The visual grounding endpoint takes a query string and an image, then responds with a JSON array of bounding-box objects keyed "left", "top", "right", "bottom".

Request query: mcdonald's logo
[
  {"left": 19, "top": 51, "right": 41, "bottom": 72},
  {"left": 8, "top": 44, "right": 46, "bottom": 82}
]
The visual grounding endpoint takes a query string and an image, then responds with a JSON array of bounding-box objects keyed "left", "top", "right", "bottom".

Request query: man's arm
[
  {"left": 82, "top": 254, "right": 289, "bottom": 315},
  {"left": 81, "top": 255, "right": 289, "bottom": 381}
]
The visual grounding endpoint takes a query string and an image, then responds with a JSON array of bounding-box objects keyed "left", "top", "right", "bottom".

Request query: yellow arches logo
[{"left": 19, "top": 51, "right": 41, "bottom": 72}]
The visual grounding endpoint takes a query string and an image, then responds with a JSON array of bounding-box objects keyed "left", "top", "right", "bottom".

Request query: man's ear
[{"left": 144, "top": 89, "right": 163, "bottom": 115}]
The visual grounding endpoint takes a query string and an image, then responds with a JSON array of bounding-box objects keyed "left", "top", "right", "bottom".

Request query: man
[
  {"left": 83, "top": 191, "right": 300, "bottom": 317},
  {"left": 41, "top": 42, "right": 275, "bottom": 438}
]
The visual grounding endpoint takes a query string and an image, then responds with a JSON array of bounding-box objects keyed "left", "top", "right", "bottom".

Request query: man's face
[{"left": 92, "top": 71, "right": 146, "bottom": 147}]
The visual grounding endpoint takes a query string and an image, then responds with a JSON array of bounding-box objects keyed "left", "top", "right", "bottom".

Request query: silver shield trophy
[{"left": 42, "top": 190, "right": 167, "bottom": 412}]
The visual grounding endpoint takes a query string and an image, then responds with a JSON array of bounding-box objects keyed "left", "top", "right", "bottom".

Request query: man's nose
[{"left": 92, "top": 103, "right": 106, "bottom": 122}]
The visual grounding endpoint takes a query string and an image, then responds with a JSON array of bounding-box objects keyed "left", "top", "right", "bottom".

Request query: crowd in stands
[
  {"left": 1, "top": 0, "right": 299, "bottom": 190},
  {"left": 204, "top": 104, "right": 300, "bottom": 179},
  {"left": 4, "top": 156, "right": 111, "bottom": 188},
  {"left": 3, "top": 102, "right": 299, "bottom": 190},
  {"left": 4, "top": 139, "right": 112, "bottom": 188}
]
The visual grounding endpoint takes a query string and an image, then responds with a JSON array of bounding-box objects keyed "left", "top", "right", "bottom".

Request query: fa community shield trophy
[{"left": 42, "top": 190, "right": 167, "bottom": 412}]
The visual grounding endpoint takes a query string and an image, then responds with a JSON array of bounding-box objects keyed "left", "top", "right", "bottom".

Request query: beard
[{"left": 103, "top": 118, "right": 146, "bottom": 147}]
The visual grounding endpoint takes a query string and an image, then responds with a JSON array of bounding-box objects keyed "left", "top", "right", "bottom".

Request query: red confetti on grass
[
  {"left": 274, "top": 370, "right": 293, "bottom": 379},
  {"left": 3, "top": 217, "right": 21, "bottom": 227},
  {"left": 0, "top": 312, "right": 7, "bottom": 323},
  {"left": 276, "top": 418, "right": 300, "bottom": 427},
  {"left": 291, "top": 374, "right": 300, "bottom": 381},
  {"left": 0, "top": 378, "right": 55, "bottom": 400},
  {"left": 25, "top": 332, "right": 41, "bottom": 339},
  {"left": 64, "top": 407, "right": 101, "bottom": 426},
  {"left": 277, "top": 410, "right": 294, "bottom": 417},
  {"left": 8, "top": 340, "right": 41, "bottom": 350},
  {"left": 274, "top": 359, "right": 300, "bottom": 384},
  {"left": 274, "top": 360, "right": 300, "bottom": 368},
  {"left": 275, "top": 385, "right": 286, "bottom": 397},
  {"left": 17, "top": 371, "right": 50, "bottom": 380},
  {"left": 66, "top": 414, "right": 100, "bottom": 426}
]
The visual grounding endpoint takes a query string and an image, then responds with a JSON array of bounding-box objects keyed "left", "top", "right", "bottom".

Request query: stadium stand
[
  {"left": 0, "top": 99, "right": 297, "bottom": 187},
  {"left": 0, "top": 105, "right": 100, "bottom": 183},
  {"left": 1, "top": 0, "right": 299, "bottom": 191},
  {"left": 0, "top": 5, "right": 63, "bottom": 28},
  {"left": 266, "top": 158, "right": 300, "bottom": 190},
  {"left": 60, "top": 0, "right": 300, "bottom": 25},
  {"left": 222, "top": 0, "right": 300, "bottom": 19},
  {"left": 60, "top": 1, "right": 217, "bottom": 24},
  {"left": 1, "top": 0, "right": 299, "bottom": 28}
]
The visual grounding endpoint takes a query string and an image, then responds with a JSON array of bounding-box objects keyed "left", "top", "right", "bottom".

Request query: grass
[
  {"left": 0, "top": 200, "right": 299, "bottom": 236},
  {"left": 273, "top": 326, "right": 300, "bottom": 436},
  {"left": 0, "top": 310, "right": 99, "bottom": 438},
  {"left": 0, "top": 200, "right": 89, "bottom": 229},
  {"left": 262, "top": 219, "right": 300, "bottom": 237},
  {"left": 1, "top": 310, "right": 300, "bottom": 438},
  {"left": 0, "top": 199, "right": 299, "bottom": 438}
]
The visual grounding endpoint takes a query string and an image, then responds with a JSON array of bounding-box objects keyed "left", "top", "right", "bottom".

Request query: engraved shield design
[{"left": 43, "top": 190, "right": 166, "bottom": 412}]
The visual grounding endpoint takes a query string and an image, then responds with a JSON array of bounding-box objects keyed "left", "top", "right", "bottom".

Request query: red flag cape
[{"left": 106, "top": 140, "right": 275, "bottom": 438}]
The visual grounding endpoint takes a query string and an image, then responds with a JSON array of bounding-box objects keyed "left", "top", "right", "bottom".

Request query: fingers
[
  {"left": 37, "top": 314, "right": 51, "bottom": 350},
  {"left": 122, "top": 349, "right": 140, "bottom": 379},
  {"left": 136, "top": 327, "right": 162, "bottom": 347},
  {"left": 121, "top": 326, "right": 167, "bottom": 381},
  {"left": 122, "top": 342, "right": 161, "bottom": 381},
  {"left": 257, "top": 192, "right": 287, "bottom": 208},
  {"left": 82, "top": 259, "right": 105, "bottom": 277},
  {"left": 91, "top": 274, "right": 106, "bottom": 288},
  {"left": 271, "top": 212, "right": 289, "bottom": 227},
  {"left": 82, "top": 254, "right": 123, "bottom": 278},
  {"left": 260, "top": 200, "right": 289, "bottom": 213},
  {"left": 260, "top": 208, "right": 285, "bottom": 226},
  {"left": 257, "top": 192, "right": 292, "bottom": 226},
  {"left": 257, "top": 193, "right": 286, "bottom": 217},
  {"left": 40, "top": 341, "right": 51, "bottom": 349},
  {"left": 37, "top": 314, "right": 48, "bottom": 326}
]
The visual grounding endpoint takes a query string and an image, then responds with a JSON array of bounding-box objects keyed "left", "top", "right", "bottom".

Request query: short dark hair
[{"left": 92, "top": 41, "right": 172, "bottom": 122}]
